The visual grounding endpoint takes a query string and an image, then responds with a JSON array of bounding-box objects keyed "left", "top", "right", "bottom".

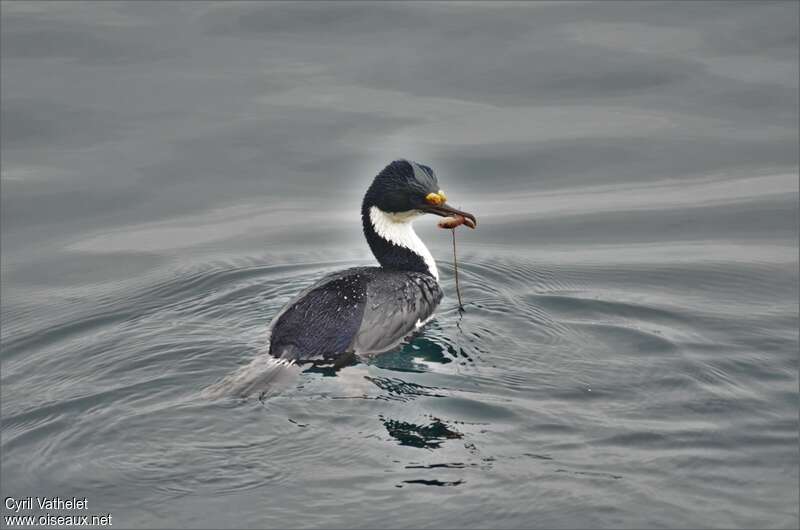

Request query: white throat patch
[{"left": 369, "top": 206, "right": 439, "bottom": 280}]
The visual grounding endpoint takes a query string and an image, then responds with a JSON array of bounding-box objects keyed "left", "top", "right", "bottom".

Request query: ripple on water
[{"left": 2, "top": 248, "right": 797, "bottom": 529}]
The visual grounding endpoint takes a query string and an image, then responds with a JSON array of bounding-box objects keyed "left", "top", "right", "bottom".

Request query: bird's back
[{"left": 268, "top": 266, "right": 442, "bottom": 362}]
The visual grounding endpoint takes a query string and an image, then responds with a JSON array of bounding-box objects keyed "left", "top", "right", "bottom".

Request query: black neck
[{"left": 361, "top": 203, "right": 431, "bottom": 276}]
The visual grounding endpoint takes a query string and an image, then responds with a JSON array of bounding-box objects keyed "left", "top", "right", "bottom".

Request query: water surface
[{"left": 2, "top": 2, "right": 798, "bottom": 529}]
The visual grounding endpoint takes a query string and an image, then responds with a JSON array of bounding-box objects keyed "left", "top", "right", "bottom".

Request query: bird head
[{"left": 363, "top": 160, "right": 477, "bottom": 228}]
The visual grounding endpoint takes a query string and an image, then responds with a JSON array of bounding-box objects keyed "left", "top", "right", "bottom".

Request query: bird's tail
[{"left": 201, "top": 355, "right": 302, "bottom": 400}]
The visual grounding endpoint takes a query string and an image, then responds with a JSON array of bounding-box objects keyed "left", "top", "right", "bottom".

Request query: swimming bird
[{"left": 268, "top": 160, "right": 476, "bottom": 365}]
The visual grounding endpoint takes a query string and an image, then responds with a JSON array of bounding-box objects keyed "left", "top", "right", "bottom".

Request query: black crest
[{"left": 362, "top": 160, "right": 440, "bottom": 214}]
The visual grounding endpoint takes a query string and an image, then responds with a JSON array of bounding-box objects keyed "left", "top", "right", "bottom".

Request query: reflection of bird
[{"left": 268, "top": 160, "right": 476, "bottom": 364}]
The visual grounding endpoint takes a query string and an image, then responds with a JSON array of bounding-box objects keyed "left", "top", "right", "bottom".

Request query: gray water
[{"left": 1, "top": 2, "right": 798, "bottom": 529}]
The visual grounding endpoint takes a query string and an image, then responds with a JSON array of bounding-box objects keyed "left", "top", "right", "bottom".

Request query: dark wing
[
  {"left": 268, "top": 268, "right": 370, "bottom": 362},
  {"left": 351, "top": 270, "right": 442, "bottom": 355}
]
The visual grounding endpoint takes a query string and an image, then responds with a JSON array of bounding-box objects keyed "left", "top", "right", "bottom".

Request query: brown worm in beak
[
  {"left": 437, "top": 214, "right": 475, "bottom": 230},
  {"left": 435, "top": 214, "right": 472, "bottom": 311}
]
